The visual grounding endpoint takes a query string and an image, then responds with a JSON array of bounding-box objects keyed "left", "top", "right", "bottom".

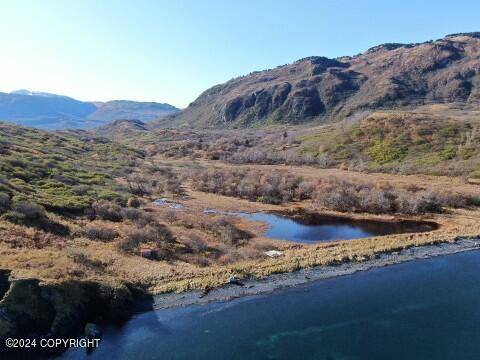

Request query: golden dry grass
[{"left": 1, "top": 171, "right": 479, "bottom": 296}]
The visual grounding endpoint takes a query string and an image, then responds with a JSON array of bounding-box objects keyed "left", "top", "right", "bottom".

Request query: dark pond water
[
  {"left": 62, "top": 251, "right": 480, "bottom": 360},
  {"left": 236, "top": 212, "right": 436, "bottom": 243}
]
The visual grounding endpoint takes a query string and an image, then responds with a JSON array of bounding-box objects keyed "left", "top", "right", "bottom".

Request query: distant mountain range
[
  {"left": 5, "top": 32, "right": 480, "bottom": 131},
  {"left": 169, "top": 32, "right": 480, "bottom": 128},
  {"left": 0, "top": 90, "right": 179, "bottom": 130}
]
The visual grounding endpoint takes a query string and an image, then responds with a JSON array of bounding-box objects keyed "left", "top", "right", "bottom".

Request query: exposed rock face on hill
[{"left": 171, "top": 33, "right": 480, "bottom": 128}]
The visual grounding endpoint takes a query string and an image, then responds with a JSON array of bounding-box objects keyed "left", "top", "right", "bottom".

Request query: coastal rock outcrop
[{"left": 0, "top": 275, "right": 133, "bottom": 342}]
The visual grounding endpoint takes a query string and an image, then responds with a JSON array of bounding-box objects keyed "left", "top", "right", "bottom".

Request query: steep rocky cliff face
[
  {"left": 170, "top": 33, "right": 480, "bottom": 128},
  {"left": 0, "top": 275, "right": 134, "bottom": 345}
]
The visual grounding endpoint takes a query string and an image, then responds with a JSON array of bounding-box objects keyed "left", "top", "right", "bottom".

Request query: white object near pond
[
  {"left": 153, "top": 198, "right": 183, "bottom": 209},
  {"left": 264, "top": 250, "right": 283, "bottom": 258}
]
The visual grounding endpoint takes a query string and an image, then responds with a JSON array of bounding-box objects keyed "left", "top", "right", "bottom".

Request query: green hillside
[
  {"left": 298, "top": 106, "right": 480, "bottom": 178},
  {"left": 0, "top": 122, "right": 143, "bottom": 213}
]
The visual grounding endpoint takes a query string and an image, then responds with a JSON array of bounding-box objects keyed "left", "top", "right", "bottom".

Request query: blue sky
[{"left": 0, "top": 0, "right": 479, "bottom": 107}]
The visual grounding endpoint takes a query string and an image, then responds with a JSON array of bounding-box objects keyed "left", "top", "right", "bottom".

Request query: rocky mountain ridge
[{"left": 168, "top": 32, "right": 480, "bottom": 128}]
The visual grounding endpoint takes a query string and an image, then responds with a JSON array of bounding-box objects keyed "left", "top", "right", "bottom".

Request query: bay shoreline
[{"left": 151, "top": 238, "right": 480, "bottom": 310}]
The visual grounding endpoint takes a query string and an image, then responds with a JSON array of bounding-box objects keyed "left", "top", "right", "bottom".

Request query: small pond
[{"left": 234, "top": 212, "right": 437, "bottom": 243}]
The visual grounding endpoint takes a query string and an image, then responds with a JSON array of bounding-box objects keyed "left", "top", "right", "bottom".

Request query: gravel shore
[{"left": 152, "top": 238, "right": 480, "bottom": 310}]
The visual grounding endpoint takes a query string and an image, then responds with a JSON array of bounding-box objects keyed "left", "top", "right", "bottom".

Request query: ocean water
[{"left": 62, "top": 250, "right": 480, "bottom": 360}]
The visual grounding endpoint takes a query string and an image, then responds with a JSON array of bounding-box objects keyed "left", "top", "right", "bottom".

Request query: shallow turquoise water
[{"left": 63, "top": 251, "right": 480, "bottom": 360}]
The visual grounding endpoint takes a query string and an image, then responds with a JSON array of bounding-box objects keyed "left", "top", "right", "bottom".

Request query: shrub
[
  {"left": 396, "top": 190, "right": 442, "bottom": 214},
  {"left": 84, "top": 226, "right": 118, "bottom": 242},
  {"left": 191, "top": 168, "right": 305, "bottom": 205},
  {"left": 193, "top": 168, "right": 478, "bottom": 215},
  {"left": 0, "top": 192, "right": 11, "bottom": 212},
  {"left": 366, "top": 140, "right": 407, "bottom": 164},
  {"left": 127, "top": 196, "right": 141, "bottom": 208},
  {"left": 237, "top": 247, "right": 263, "bottom": 260},
  {"left": 4, "top": 201, "right": 69, "bottom": 235},
  {"left": 126, "top": 175, "right": 152, "bottom": 196},
  {"left": 93, "top": 201, "right": 123, "bottom": 222},
  {"left": 210, "top": 218, "right": 252, "bottom": 245},
  {"left": 118, "top": 224, "right": 173, "bottom": 253},
  {"left": 439, "top": 146, "right": 457, "bottom": 160},
  {"left": 417, "top": 191, "right": 446, "bottom": 213},
  {"left": 121, "top": 207, "right": 143, "bottom": 221},
  {"left": 183, "top": 253, "right": 210, "bottom": 267},
  {"left": 437, "top": 192, "right": 480, "bottom": 208},
  {"left": 313, "top": 178, "right": 445, "bottom": 215},
  {"left": 71, "top": 184, "right": 90, "bottom": 196},
  {"left": 295, "top": 181, "right": 315, "bottom": 200},
  {"left": 183, "top": 234, "right": 208, "bottom": 253},
  {"left": 164, "top": 210, "right": 177, "bottom": 223},
  {"left": 12, "top": 201, "right": 46, "bottom": 221},
  {"left": 97, "top": 191, "right": 127, "bottom": 206},
  {"left": 66, "top": 249, "right": 106, "bottom": 271},
  {"left": 358, "top": 188, "right": 396, "bottom": 214},
  {"left": 131, "top": 211, "right": 156, "bottom": 228},
  {"left": 162, "top": 177, "right": 184, "bottom": 195},
  {"left": 313, "top": 179, "right": 359, "bottom": 212}
]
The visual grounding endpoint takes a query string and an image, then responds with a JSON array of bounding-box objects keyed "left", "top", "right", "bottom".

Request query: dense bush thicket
[
  {"left": 228, "top": 150, "right": 335, "bottom": 167},
  {"left": 312, "top": 179, "right": 438, "bottom": 215},
  {"left": 148, "top": 118, "right": 480, "bottom": 178},
  {"left": 192, "top": 169, "right": 480, "bottom": 215},
  {"left": 169, "top": 211, "right": 259, "bottom": 266},
  {"left": 88, "top": 200, "right": 175, "bottom": 256},
  {"left": 192, "top": 169, "right": 310, "bottom": 204},
  {"left": 85, "top": 198, "right": 257, "bottom": 264},
  {"left": 150, "top": 130, "right": 336, "bottom": 167},
  {"left": 318, "top": 114, "right": 480, "bottom": 177},
  {"left": 123, "top": 165, "right": 183, "bottom": 197},
  {"left": 314, "top": 178, "right": 480, "bottom": 214}
]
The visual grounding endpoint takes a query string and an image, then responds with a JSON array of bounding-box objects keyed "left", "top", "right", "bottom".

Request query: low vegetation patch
[
  {"left": 0, "top": 122, "right": 143, "bottom": 213},
  {"left": 317, "top": 110, "right": 480, "bottom": 175},
  {"left": 1, "top": 199, "right": 69, "bottom": 235}
]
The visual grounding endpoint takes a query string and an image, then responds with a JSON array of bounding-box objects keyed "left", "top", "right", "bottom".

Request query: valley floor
[{"left": 2, "top": 161, "right": 480, "bottom": 294}]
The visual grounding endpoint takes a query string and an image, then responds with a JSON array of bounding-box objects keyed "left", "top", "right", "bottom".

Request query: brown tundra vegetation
[{"left": 191, "top": 168, "right": 480, "bottom": 215}]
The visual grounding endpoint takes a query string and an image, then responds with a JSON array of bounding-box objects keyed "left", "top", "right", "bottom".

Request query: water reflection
[{"left": 236, "top": 212, "right": 437, "bottom": 243}]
